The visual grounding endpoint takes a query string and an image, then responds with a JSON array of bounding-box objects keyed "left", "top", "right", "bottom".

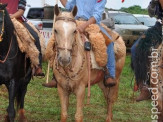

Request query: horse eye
[{"left": 54, "top": 29, "right": 58, "bottom": 34}]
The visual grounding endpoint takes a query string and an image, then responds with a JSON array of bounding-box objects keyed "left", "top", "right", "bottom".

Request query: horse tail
[
  {"left": 131, "top": 22, "right": 162, "bottom": 84},
  {"left": 16, "top": 59, "right": 32, "bottom": 111}
]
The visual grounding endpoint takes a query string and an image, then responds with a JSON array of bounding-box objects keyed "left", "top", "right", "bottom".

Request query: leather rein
[
  {"left": 0, "top": 10, "right": 18, "bottom": 63},
  {"left": 0, "top": 9, "right": 13, "bottom": 63}
]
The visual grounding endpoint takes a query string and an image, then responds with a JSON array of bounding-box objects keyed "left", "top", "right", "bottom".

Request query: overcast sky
[{"left": 27, "top": 0, "right": 151, "bottom": 9}]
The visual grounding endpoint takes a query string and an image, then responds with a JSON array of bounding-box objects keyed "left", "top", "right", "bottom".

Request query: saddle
[{"left": 11, "top": 18, "right": 45, "bottom": 68}]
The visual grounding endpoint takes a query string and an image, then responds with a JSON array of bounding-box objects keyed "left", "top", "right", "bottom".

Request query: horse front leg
[
  {"left": 18, "top": 85, "right": 28, "bottom": 122},
  {"left": 58, "top": 85, "right": 69, "bottom": 122},
  {"left": 75, "top": 85, "right": 85, "bottom": 122},
  {"left": 6, "top": 79, "right": 16, "bottom": 122}
]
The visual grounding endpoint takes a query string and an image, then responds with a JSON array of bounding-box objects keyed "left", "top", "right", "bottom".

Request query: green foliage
[{"left": 120, "top": 5, "right": 148, "bottom": 14}]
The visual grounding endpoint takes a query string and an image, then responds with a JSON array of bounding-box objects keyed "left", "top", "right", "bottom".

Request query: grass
[{"left": 0, "top": 55, "right": 152, "bottom": 122}]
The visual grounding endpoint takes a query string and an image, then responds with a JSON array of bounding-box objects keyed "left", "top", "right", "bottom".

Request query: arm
[
  {"left": 60, "top": 0, "right": 67, "bottom": 7},
  {"left": 77, "top": 0, "right": 106, "bottom": 33},
  {"left": 10, "top": 9, "right": 24, "bottom": 19},
  {"left": 92, "top": 0, "right": 107, "bottom": 24},
  {"left": 10, "top": 0, "right": 26, "bottom": 19},
  {"left": 77, "top": 17, "right": 96, "bottom": 33},
  {"left": 63, "top": 0, "right": 76, "bottom": 11}
]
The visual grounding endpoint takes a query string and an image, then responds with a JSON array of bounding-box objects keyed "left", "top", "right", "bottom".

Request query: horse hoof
[
  {"left": 19, "top": 115, "right": 27, "bottom": 122},
  {"left": 106, "top": 115, "right": 112, "bottom": 122},
  {"left": 4, "top": 115, "right": 14, "bottom": 122},
  {"left": 4, "top": 115, "right": 9, "bottom": 122}
]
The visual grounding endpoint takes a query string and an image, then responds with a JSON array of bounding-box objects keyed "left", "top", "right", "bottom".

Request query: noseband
[
  {"left": 55, "top": 16, "right": 76, "bottom": 24},
  {"left": 54, "top": 16, "right": 77, "bottom": 52}
]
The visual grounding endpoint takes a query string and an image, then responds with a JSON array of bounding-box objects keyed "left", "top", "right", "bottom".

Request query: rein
[
  {"left": 55, "top": 16, "right": 77, "bottom": 52},
  {"left": 54, "top": 16, "right": 91, "bottom": 103},
  {"left": 0, "top": 10, "right": 5, "bottom": 42},
  {"left": 0, "top": 36, "right": 13, "bottom": 63}
]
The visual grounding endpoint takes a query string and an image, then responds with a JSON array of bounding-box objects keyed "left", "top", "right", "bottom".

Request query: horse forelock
[{"left": 57, "top": 11, "right": 74, "bottom": 19}]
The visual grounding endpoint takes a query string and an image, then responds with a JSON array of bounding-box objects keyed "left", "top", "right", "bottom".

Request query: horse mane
[
  {"left": 131, "top": 22, "right": 162, "bottom": 84},
  {"left": 3, "top": 8, "right": 15, "bottom": 39},
  {"left": 0, "top": 8, "right": 15, "bottom": 57}
]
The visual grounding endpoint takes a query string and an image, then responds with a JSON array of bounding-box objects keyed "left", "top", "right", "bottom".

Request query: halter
[
  {"left": 54, "top": 16, "right": 77, "bottom": 51},
  {"left": 55, "top": 16, "right": 76, "bottom": 24},
  {"left": 0, "top": 10, "right": 4, "bottom": 42}
]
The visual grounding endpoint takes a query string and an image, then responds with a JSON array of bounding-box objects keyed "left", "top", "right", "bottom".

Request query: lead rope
[
  {"left": 87, "top": 49, "right": 91, "bottom": 104},
  {"left": 45, "top": 0, "right": 58, "bottom": 84},
  {"left": 81, "top": 34, "right": 91, "bottom": 104}
]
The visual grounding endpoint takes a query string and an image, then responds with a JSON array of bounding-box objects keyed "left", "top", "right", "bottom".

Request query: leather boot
[
  {"left": 136, "top": 84, "right": 151, "bottom": 102},
  {"left": 42, "top": 77, "right": 57, "bottom": 88},
  {"left": 34, "top": 67, "right": 45, "bottom": 76},
  {"left": 104, "top": 68, "right": 116, "bottom": 87}
]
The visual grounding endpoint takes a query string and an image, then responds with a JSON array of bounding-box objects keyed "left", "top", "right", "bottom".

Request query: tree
[{"left": 120, "top": 5, "right": 148, "bottom": 14}]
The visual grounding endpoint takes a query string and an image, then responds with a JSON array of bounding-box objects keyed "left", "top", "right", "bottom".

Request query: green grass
[{"left": 0, "top": 55, "right": 152, "bottom": 122}]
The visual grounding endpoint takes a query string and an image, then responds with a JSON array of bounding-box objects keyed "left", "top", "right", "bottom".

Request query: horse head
[{"left": 54, "top": 4, "right": 77, "bottom": 67}]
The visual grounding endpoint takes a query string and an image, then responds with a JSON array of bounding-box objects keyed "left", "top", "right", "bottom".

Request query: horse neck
[{"left": 0, "top": 10, "right": 17, "bottom": 56}]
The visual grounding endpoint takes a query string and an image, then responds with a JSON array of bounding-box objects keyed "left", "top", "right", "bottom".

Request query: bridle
[
  {"left": 55, "top": 16, "right": 76, "bottom": 24},
  {"left": 54, "top": 16, "right": 77, "bottom": 52},
  {"left": 0, "top": 8, "right": 18, "bottom": 63},
  {"left": 0, "top": 9, "right": 4, "bottom": 42}
]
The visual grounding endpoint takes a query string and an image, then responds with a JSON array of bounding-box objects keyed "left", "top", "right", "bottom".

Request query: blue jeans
[
  {"left": 131, "top": 39, "right": 140, "bottom": 61},
  {"left": 99, "top": 26, "right": 115, "bottom": 78}
]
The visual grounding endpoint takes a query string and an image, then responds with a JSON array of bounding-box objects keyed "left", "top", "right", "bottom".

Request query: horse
[
  {"left": 0, "top": 4, "right": 32, "bottom": 122},
  {"left": 131, "top": 21, "right": 163, "bottom": 121},
  {"left": 51, "top": 5, "right": 126, "bottom": 122}
]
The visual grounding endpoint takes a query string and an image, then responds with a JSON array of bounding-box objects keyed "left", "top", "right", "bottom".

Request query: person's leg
[
  {"left": 99, "top": 26, "right": 116, "bottom": 87},
  {"left": 42, "top": 74, "right": 57, "bottom": 88},
  {"left": 131, "top": 39, "right": 140, "bottom": 61},
  {"left": 23, "top": 22, "right": 44, "bottom": 76},
  {"left": 104, "top": 42, "right": 116, "bottom": 87}
]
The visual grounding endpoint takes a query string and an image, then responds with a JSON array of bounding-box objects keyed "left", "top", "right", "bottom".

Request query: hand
[
  {"left": 77, "top": 24, "right": 86, "bottom": 33},
  {"left": 9, "top": 14, "right": 15, "bottom": 19}
]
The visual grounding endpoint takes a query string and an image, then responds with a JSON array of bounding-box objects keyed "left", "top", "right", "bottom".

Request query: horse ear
[
  {"left": 71, "top": 6, "right": 77, "bottom": 17},
  {"left": 54, "top": 4, "right": 60, "bottom": 16},
  {"left": 0, "top": 3, "right": 7, "bottom": 10}
]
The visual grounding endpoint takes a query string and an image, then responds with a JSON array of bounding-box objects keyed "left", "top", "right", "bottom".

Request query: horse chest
[{"left": 59, "top": 79, "right": 79, "bottom": 92}]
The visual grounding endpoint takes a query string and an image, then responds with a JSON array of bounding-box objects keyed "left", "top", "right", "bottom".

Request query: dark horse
[{"left": 0, "top": 4, "right": 32, "bottom": 122}]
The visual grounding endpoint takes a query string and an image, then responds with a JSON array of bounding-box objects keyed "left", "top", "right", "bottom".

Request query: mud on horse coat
[{"left": 0, "top": 4, "right": 32, "bottom": 122}]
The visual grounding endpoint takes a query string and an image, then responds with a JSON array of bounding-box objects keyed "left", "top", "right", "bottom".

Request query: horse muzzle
[{"left": 58, "top": 56, "right": 71, "bottom": 67}]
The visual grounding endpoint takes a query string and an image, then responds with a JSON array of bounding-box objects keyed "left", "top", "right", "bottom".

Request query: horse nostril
[
  {"left": 69, "top": 57, "right": 71, "bottom": 62},
  {"left": 58, "top": 57, "right": 62, "bottom": 62}
]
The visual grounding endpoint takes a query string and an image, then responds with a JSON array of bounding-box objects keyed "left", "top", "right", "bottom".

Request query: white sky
[{"left": 27, "top": 0, "right": 151, "bottom": 9}]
